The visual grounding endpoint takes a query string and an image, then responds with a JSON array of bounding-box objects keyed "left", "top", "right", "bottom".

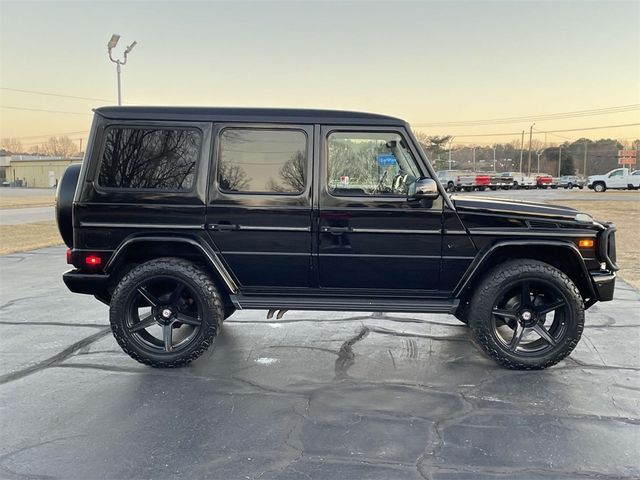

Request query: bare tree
[
  {"left": 218, "top": 162, "right": 251, "bottom": 191},
  {"left": 265, "top": 151, "right": 306, "bottom": 193},
  {"left": 0, "top": 138, "right": 23, "bottom": 154},
  {"left": 41, "top": 136, "right": 79, "bottom": 157}
]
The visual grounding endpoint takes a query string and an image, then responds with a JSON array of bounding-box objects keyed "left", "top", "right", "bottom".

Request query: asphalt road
[
  {"left": 0, "top": 206, "right": 55, "bottom": 225},
  {"left": 1, "top": 246, "right": 639, "bottom": 479}
]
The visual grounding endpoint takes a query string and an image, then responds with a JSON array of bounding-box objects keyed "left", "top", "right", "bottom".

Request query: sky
[{"left": 1, "top": 0, "right": 639, "bottom": 149}]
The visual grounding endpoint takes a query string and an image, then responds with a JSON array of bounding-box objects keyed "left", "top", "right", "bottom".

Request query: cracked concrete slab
[{"left": 0, "top": 246, "right": 639, "bottom": 479}]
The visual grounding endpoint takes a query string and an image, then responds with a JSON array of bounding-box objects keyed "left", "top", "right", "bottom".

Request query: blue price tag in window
[{"left": 377, "top": 154, "right": 397, "bottom": 166}]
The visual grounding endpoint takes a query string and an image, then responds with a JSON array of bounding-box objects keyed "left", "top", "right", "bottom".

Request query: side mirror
[{"left": 408, "top": 177, "right": 439, "bottom": 201}]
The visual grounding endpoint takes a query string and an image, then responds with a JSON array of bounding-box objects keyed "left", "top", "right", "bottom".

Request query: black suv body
[{"left": 57, "top": 106, "right": 618, "bottom": 369}]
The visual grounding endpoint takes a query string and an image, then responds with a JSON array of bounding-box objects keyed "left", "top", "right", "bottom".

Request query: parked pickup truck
[
  {"left": 436, "top": 170, "right": 472, "bottom": 192},
  {"left": 587, "top": 168, "right": 640, "bottom": 192},
  {"left": 489, "top": 173, "right": 512, "bottom": 190},
  {"left": 456, "top": 172, "right": 490, "bottom": 191},
  {"left": 502, "top": 171, "right": 536, "bottom": 189},
  {"left": 536, "top": 174, "right": 557, "bottom": 189}
]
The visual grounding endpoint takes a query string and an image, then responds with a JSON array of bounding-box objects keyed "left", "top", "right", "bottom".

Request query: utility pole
[
  {"left": 472, "top": 146, "right": 476, "bottom": 171},
  {"left": 583, "top": 141, "right": 588, "bottom": 176},
  {"left": 493, "top": 145, "right": 497, "bottom": 172},
  {"left": 448, "top": 136, "right": 455, "bottom": 170},
  {"left": 519, "top": 130, "right": 525, "bottom": 173},
  {"left": 558, "top": 146, "right": 562, "bottom": 176},
  {"left": 527, "top": 123, "right": 535, "bottom": 175},
  {"left": 79, "top": 138, "right": 83, "bottom": 154}
]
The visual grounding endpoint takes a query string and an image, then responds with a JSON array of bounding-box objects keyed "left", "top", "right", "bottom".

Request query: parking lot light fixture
[
  {"left": 107, "top": 33, "right": 137, "bottom": 106},
  {"left": 107, "top": 34, "right": 120, "bottom": 50}
]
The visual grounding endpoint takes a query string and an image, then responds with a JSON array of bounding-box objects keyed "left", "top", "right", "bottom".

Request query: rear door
[
  {"left": 317, "top": 127, "right": 443, "bottom": 292},
  {"left": 205, "top": 124, "right": 313, "bottom": 289}
]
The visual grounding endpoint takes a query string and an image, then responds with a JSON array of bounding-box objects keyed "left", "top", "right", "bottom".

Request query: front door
[
  {"left": 317, "top": 127, "right": 443, "bottom": 292},
  {"left": 206, "top": 124, "right": 313, "bottom": 289}
]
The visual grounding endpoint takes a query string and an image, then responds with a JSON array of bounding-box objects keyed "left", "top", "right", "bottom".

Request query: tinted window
[
  {"left": 218, "top": 129, "right": 307, "bottom": 194},
  {"left": 98, "top": 127, "right": 200, "bottom": 190},
  {"left": 327, "top": 132, "right": 421, "bottom": 196}
]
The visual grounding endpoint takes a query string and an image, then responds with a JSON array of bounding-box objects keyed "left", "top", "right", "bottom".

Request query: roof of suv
[{"left": 94, "top": 106, "right": 408, "bottom": 126}]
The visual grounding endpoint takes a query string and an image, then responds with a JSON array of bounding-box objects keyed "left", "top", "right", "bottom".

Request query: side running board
[{"left": 230, "top": 295, "right": 458, "bottom": 315}]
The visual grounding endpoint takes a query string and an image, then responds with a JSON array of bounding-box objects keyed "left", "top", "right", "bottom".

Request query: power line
[
  {"left": 0, "top": 106, "right": 92, "bottom": 115},
  {"left": 1, "top": 87, "right": 113, "bottom": 103},
  {"left": 452, "top": 122, "right": 640, "bottom": 138},
  {"left": 7, "top": 130, "right": 89, "bottom": 140},
  {"left": 412, "top": 104, "right": 640, "bottom": 127}
]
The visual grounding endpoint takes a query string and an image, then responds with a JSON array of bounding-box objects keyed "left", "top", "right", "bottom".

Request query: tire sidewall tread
[
  {"left": 109, "top": 257, "right": 222, "bottom": 368},
  {"left": 468, "top": 259, "right": 585, "bottom": 370}
]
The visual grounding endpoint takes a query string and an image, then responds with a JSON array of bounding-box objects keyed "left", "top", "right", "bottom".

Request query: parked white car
[{"left": 587, "top": 168, "right": 640, "bottom": 192}]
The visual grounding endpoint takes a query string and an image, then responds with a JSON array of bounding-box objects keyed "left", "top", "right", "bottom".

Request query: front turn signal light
[{"left": 578, "top": 239, "right": 594, "bottom": 248}]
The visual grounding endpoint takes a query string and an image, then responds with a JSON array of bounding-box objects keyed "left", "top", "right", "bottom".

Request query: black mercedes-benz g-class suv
[{"left": 56, "top": 106, "right": 618, "bottom": 370}]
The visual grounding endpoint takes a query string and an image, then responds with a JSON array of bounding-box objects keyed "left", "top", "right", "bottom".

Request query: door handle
[
  {"left": 209, "top": 223, "right": 240, "bottom": 231},
  {"left": 321, "top": 226, "right": 353, "bottom": 234}
]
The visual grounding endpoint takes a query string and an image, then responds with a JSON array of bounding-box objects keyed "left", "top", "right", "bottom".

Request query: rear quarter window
[{"left": 97, "top": 127, "right": 202, "bottom": 190}]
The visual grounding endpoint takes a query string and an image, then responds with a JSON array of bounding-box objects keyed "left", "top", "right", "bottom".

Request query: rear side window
[
  {"left": 218, "top": 128, "right": 307, "bottom": 194},
  {"left": 98, "top": 127, "right": 201, "bottom": 190}
]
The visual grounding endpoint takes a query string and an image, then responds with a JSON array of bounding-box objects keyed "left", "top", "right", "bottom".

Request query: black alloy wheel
[
  {"left": 126, "top": 276, "right": 203, "bottom": 354},
  {"left": 469, "top": 260, "right": 584, "bottom": 369},
  {"left": 490, "top": 278, "right": 569, "bottom": 356},
  {"left": 110, "top": 258, "right": 221, "bottom": 367}
]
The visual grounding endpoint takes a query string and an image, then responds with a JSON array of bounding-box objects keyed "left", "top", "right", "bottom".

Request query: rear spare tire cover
[{"left": 55, "top": 163, "right": 82, "bottom": 248}]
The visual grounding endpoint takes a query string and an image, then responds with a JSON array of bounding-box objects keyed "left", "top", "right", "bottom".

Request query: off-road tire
[
  {"left": 110, "top": 257, "right": 222, "bottom": 368},
  {"left": 468, "top": 259, "right": 584, "bottom": 370}
]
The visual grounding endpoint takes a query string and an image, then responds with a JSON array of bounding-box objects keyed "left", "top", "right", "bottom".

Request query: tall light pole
[
  {"left": 447, "top": 136, "right": 455, "bottom": 170},
  {"left": 527, "top": 123, "right": 535, "bottom": 175},
  {"left": 519, "top": 130, "right": 525, "bottom": 173},
  {"left": 107, "top": 34, "right": 137, "bottom": 105},
  {"left": 557, "top": 146, "right": 562, "bottom": 176},
  {"left": 472, "top": 146, "right": 476, "bottom": 171},
  {"left": 536, "top": 148, "right": 546, "bottom": 174},
  {"left": 492, "top": 144, "right": 497, "bottom": 172}
]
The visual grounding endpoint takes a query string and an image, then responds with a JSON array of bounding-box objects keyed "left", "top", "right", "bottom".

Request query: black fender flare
[
  {"left": 452, "top": 239, "right": 596, "bottom": 301},
  {"left": 104, "top": 235, "right": 238, "bottom": 294}
]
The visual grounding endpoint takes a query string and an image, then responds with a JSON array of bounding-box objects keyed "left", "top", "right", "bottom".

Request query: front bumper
[{"left": 590, "top": 271, "right": 616, "bottom": 302}]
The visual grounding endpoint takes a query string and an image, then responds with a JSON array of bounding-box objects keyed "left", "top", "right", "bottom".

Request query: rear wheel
[
  {"left": 468, "top": 260, "right": 584, "bottom": 369},
  {"left": 109, "top": 258, "right": 222, "bottom": 368},
  {"left": 446, "top": 181, "right": 455, "bottom": 193}
]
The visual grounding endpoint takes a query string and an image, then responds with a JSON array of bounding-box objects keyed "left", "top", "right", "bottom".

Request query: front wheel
[
  {"left": 109, "top": 258, "right": 222, "bottom": 368},
  {"left": 468, "top": 260, "right": 584, "bottom": 369},
  {"left": 593, "top": 183, "right": 606, "bottom": 192}
]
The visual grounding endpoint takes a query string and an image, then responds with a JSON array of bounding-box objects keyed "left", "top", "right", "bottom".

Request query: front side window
[
  {"left": 218, "top": 128, "right": 307, "bottom": 194},
  {"left": 98, "top": 127, "right": 201, "bottom": 190},
  {"left": 609, "top": 169, "right": 623, "bottom": 177},
  {"left": 327, "top": 132, "right": 421, "bottom": 196}
]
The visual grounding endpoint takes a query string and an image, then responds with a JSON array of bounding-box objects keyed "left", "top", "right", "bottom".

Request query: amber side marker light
[
  {"left": 578, "top": 239, "right": 594, "bottom": 248},
  {"left": 85, "top": 255, "right": 102, "bottom": 266}
]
